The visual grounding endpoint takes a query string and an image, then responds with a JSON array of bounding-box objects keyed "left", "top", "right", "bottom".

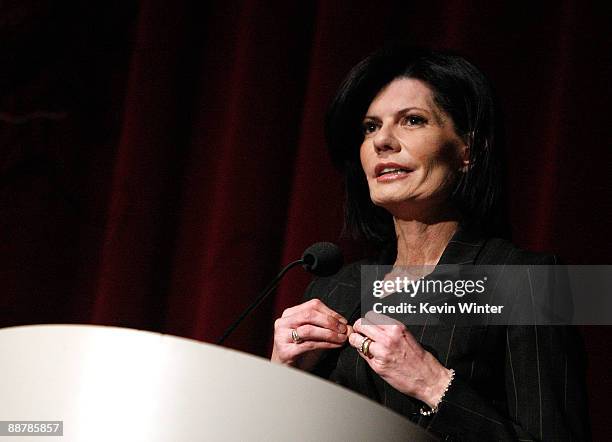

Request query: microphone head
[{"left": 301, "top": 242, "right": 343, "bottom": 277}]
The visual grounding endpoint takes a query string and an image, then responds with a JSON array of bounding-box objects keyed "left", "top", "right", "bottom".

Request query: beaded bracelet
[{"left": 419, "top": 368, "right": 455, "bottom": 416}]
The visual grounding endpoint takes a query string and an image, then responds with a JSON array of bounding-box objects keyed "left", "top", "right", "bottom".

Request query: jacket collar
[
  {"left": 437, "top": 228, "right": 487, "bottom": 265},
  {"left": 377, "top": 227, "right": 487, "bottom": 265}
]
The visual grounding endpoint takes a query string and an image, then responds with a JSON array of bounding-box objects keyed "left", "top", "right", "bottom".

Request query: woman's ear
[
  {"left": 459, "top": 132, "right": 473, "bottom": 172},
  {"left": 460, "top": 146, "right": 470, "bottom": 172}
]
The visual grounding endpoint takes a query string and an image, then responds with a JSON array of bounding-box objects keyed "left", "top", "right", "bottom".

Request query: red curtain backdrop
[{"left": 1, "top": 0, "right": 610, "bottom": 436}]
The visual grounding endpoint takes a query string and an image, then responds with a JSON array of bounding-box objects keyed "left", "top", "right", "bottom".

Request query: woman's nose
[{"left": 373, "top": 125, "right": 400, "bottom": 154}]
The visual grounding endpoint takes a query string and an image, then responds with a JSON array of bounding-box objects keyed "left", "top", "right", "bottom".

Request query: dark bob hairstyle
[{"left": 325, "top": 45, "right": 507, "bottom": 244}]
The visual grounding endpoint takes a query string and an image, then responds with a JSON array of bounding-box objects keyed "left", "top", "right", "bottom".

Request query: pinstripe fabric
[{"left": 304, "top": 230, "right": 590, "bottom": 441}]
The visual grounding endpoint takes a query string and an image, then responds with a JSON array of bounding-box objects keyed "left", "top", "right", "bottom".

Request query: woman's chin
[
  {"left": 370, "top": 194, "right": 416, "bottom": 210},
  {"left": 371, "top": 194, "right": 449, "bottom": 219}
]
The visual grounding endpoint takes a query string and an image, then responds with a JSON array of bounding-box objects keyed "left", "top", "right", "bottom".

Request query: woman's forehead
[{"left": 366, "top": 77, "right": 446, "bottom": 124}]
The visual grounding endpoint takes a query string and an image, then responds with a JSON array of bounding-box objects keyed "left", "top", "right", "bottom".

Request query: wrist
[
  {"left": 422, "top": 366, "right": 454, "bottom": 409},
  {"left": 420, "top": 367, "right": 455, "bottom": 416}
]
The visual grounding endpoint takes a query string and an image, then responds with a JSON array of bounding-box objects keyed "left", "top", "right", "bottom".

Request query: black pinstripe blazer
[{"left": 304, "top": 229, "right": 590, "bottom": 441}]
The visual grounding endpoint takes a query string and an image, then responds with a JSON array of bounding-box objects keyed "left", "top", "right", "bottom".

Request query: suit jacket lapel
[{"left": 437, "top": 228, "right": 486, "bottom": 265}]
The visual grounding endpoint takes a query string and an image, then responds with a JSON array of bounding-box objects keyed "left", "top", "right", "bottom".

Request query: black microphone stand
[{"left": 216, "top": 259, "right": 304, "bottom": 345}]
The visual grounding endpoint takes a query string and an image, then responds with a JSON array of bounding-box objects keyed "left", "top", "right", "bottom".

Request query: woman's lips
[
  {"left": 375, "top": 169, "right": 412, "bottom": 182},
  {"left": 374, "top": 163, "right": 414, "bottom": 182}
]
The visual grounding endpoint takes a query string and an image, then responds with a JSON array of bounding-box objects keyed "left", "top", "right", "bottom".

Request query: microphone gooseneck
[{"left": 216, "top": 242, "right": 343, "bottom": 345}]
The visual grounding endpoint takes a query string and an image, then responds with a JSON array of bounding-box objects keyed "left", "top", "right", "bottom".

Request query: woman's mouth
[{"left": 375, "top": 164, "right": 413, "bottom": 182}]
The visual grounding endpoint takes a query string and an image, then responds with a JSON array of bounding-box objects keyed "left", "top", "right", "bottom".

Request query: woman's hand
[
  {"left": 349, "top": 311, "right": 452, "bottom": 408},
  {"left": 271, "top": 299, "right": 351, "bottom": 371}
]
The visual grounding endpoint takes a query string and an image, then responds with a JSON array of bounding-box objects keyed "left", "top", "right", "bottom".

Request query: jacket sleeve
[
  {"left": 423, "top": 325, "right": 590, "bottom": 441},
  {"left": 423, "top": 260, "right": 590, "bottom": 440}
]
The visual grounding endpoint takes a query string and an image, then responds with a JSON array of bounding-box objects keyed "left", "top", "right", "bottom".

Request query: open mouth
[
  {"left": 374, "top": 163, "right": 414, "bottom": 178},
  {"left": 376, "top": 167, "right": 411, "bottom": 177}
]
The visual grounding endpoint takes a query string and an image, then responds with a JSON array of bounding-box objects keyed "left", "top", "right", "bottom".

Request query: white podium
[{"left": 0, "top": 325, "right": 436, "bottom": 441}]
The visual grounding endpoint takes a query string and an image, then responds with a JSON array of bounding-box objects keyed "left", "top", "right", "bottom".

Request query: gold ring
[
  {"left": 291, "top": 328, "right": 302, "bottom": 343},
  {"left": 362, "top": 338, "right": 373, "bottom": 358},
  {"left": 359, "top": 336, "right": 369, "bottom": 353}
]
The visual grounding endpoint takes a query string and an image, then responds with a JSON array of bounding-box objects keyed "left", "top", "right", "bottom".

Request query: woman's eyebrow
[
  {"left": 363, "top": 107, "right": 431, "bottom": 120},
  {"left": 396, "top": 106, "right": 430, "bottom": 115}
]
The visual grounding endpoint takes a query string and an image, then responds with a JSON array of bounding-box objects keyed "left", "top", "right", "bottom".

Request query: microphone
[
  {"left": 216, "top": 242, "right": 343, "bottom": 345},
  {"left": 301, "top": 242, "right": 344, "bottom": 276}
]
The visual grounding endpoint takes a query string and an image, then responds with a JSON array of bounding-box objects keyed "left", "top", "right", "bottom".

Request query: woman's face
[{"left": 359, "top": 77, "right": 468, "bottom": 217}]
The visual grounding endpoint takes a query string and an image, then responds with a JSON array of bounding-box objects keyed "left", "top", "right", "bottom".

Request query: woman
[{"left": 271, "top": 46, "right": 589, "bottom": 440}]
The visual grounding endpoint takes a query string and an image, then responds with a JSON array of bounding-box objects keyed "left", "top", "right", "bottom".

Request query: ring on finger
[
  {"left": 362, "top": 338, "right": 373, "bottom": 358},
  {"left": 358, "top": 335, "right": 369, "bottom": 353},
  {"left": 291, "top": 328, "right": 302, "bottom": 344}
]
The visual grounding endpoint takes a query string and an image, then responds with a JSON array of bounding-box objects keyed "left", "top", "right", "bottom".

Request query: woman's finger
[
  {"left": 275, "top": 309, "right": 346, "bottom": 340},
  {"left": 352, "top": 317, "right": 391, "bottom": 343},
  {"left": 348, "top": 332, "right": 375, "bottom": 353},
  {"left": 362, "top": 311, "right": 419, "bottom": 345},
  {"left": 293, "top": 324, "right": 348, "bottom": 344},
  {"left": 347, "top": 331, "right": 366, "bottom": 350},
  {"left": 294, "top": 340, "right": 346, "bottom": 352},
  {"left": 364, "top": 310, "right": 404, "bottom": 327},
  {"left": 275, "top": 310, "right": 348, "bottom": 346},
  {"left": 348, "top": 332, "right": 381, "bottom": 361},
  {"left": 291, "top": 308, "right": 348, "bottom": 333}
]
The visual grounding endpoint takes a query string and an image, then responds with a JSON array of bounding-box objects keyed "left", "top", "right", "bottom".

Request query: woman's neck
[{"left": 393, "top": 218, "right": 459, "bottom": 266}]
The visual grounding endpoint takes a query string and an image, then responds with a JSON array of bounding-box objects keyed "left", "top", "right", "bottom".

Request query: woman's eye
[
  {"left": 403, "top": 115, "right": 427, "bottom": 126},
  {"left": 362, "top": 121, "right": 378, "bottom": 134}
]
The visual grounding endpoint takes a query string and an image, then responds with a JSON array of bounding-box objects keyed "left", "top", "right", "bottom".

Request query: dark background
[{"left": 1, "top": 0, "right": 610, "bottom": 437}]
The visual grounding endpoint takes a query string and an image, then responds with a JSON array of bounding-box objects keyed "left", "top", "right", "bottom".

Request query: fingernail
[
  {"left": 338, "top": 324, "right": 347, "bottom": 333},
  {"left": 339, "top": 317, "right": 348, "bottom": 324}
]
